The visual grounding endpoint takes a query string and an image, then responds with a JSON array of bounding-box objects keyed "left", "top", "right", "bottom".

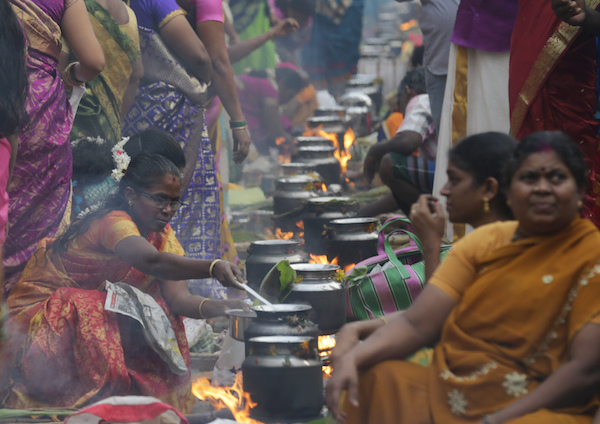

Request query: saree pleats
[{"left": 5, "top": 0, "right": 72, "bottom": 294}]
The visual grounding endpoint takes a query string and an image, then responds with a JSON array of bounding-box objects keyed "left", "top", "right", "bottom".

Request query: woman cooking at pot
[
  {"left": 3, "top": 154, "right": 248, "bottom": 413},
  {"left": 327, "top": 131, "right": 600, "bottom": 423}
]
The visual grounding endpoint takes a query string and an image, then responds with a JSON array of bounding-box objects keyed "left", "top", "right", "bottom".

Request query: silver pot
[
  {"left": 292, "top": 146, "right": 341, "bottom": 185},
  {"left": 273, "top": 175, "right": 320, "bottom": 216},
  {"left": 226, "top": 309, "right": 257, "bottom": 342},
  {"left": 302, "top": 197, "right": 359, "bottom": 255},
  {"left": 286, "top": 263, "right": 347, "bottom": 335}
]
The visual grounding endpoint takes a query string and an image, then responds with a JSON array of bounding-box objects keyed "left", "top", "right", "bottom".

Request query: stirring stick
[{"left": 243, "top": 283, "right": 273, "bottom": 306}]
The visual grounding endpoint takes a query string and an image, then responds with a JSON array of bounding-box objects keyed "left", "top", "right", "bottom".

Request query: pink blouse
[{"left": 195, "top": 0, "right": 223, "bottom": 23}]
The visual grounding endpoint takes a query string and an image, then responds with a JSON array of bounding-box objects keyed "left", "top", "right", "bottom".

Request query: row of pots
[{"left": 247, "top": 214, "right": 380, "bottom": 286}]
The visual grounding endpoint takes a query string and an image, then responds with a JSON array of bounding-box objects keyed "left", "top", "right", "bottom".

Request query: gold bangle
[
  {"left": 62, "top": 62, "right": 84, "bottom": 86},
  {"left": 231, "top": 126, "right": 248, "bottom": 131},
  {"left": 198, "top": 298, "right": 209, "bottom": 319},
  {"left": 209, "top": 259, "right": 223, "bottom": 278},
  {"left": 378, "top": 315, "right": 389, "bottom": 325}
]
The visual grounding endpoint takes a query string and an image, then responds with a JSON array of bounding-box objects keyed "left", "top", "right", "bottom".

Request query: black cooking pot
[
  {"left": 286, "top": 263, "right": 346, "bottom": 335},
  {"left": 243, "top": 336, "right": 323, "bottom": 421}
]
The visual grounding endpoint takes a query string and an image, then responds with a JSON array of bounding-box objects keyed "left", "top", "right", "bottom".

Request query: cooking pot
[
  {"left": 273, "top": 175, "right": 320, "bottom": 216},
  {"left": 226, "top": 309, "right": 257, "bottom": 342},
  {"left": 292, "top": 145, "right": 341, "bottom": 185},
  {"left": 326, "top": 217, "right": 380, "bottom": 268},
  {"left": 286, "top": 263, "right": 346, "bottom": 334},
  {"left": 245, "top": 239, "right": 306, "bottom": 291},
  {"left": 244, "top": 304, "right": 319, "bottom": 355},
  {"left": 243, "top": 335, "right": 323, "bottom": 421},
  {"left": 302, "top": 197, "right": 359, "bottom": 255}
]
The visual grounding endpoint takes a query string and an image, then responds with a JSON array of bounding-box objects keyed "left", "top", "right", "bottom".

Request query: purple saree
[{"left": 5, "top": 0, "right": 75, "bottom": 294}]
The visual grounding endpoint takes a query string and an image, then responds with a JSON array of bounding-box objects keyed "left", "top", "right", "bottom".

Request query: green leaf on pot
[{"left": 259, "top": 260, "right": 300, "bottom": 303}]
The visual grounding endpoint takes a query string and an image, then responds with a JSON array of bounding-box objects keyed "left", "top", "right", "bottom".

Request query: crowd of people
[{"left": 2, "top": 0, "right": 600, "bottom": 421}]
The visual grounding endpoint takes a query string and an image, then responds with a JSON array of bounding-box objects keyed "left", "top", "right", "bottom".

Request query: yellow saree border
[
  {"left": 10, "top": 0, "right": 61, "bottom": 60},
  {"left": 509, "top": 4, "right": 600, "bottom": 136},
  {"left": 451, "top": 45, "right": 469, "bottom": 241}
]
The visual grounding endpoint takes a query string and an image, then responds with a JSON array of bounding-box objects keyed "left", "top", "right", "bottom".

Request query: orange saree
[
  {"left": 509, "top": 0, "right": 600, "bottom": 226},
  {"left": 4, "top": 211, "right": 195, "bottom": 413},
  {"left": 347, "top": 218, "right": 600, "bottom": 423}
]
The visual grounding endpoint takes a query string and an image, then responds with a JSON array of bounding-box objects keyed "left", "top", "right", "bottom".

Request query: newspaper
[{"left": 104, "top": 281, "right": 188, "bottom": 375}]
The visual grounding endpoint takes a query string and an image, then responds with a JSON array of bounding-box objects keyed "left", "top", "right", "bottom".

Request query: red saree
[
  {"left": 4, "top": 211, "right": 195, "bottom": 413},
  {"left": 509, "top": 0, "right": 600, "bottom": 226}
]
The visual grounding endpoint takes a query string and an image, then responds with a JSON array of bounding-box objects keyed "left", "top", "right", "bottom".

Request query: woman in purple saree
[{"left": 4, "top": 0, "right": 104, "bottom": 293}]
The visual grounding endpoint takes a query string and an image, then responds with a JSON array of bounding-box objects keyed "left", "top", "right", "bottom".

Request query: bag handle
[{"left": 377, "top": 216, "right": 423, "bottom": 255}]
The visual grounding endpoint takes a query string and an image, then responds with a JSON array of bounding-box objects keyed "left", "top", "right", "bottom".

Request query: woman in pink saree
[{"left": 4, "top": 0, "right": 104, "bottom": 293}]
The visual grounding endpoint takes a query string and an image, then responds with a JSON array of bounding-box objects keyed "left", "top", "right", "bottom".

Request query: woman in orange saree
[
  {"left": 509, "top": 0, "right": 600, "bottom": 227},
  {"left": 326, "top": 132, "right": 600, "bottom": 424},
  {"left": 3, "top": 155, "right": 247, "bottom": 412}
]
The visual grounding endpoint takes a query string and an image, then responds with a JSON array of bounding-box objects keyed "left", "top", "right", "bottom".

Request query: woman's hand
[
  {"left": 410, "top": 195, "right": 446, "bottom": 281},
  {"left": 269, "top": 18, "right": 300, "bottom": 39},
  {"left": 212, "top": 260, "right": 246, "bottom": 291},
  {"left": 330, "top": 323, "right": 362, "bottom": 367},
  {"left": 232, "top": 128, "right": 251, "bottom": 163},
  {"left": 552, "top": 0, "right": 586, "bottom": 26},
  {"left": 410, "top": 195, "right": 445, "bottom": 244},
  {"left": 326, "top": 351, "right": 360, "bottom": 424}
]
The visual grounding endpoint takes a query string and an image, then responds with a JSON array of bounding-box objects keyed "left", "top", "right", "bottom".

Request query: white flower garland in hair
[
  {"left": 76, "top": 202, "right": 101, "bottom": 220},
  {"left": 71, "top": 136, "right": 106, "bottom": 148},
  {"left": 111, "top": 137, "right": 131, "bottom": 182}
]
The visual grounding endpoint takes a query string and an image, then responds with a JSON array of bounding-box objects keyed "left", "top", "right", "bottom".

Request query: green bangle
[{"left": 230, "top": 119, "right": 247, "bottom": 129}]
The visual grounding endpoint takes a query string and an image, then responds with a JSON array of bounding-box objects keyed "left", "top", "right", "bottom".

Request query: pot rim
[
  {"left": 251, "top": 304, "right": 312, "bottom": 313},
  {"left": 330, "top": 217, "right": 380, "bottom": 225},
  {"left": 226, "top": 309, "right": 257, "bottom": 319},
  {"left": 276, "top": 175, "right": 320, "bottom": 184},
  {"left": 291, "top": 263, "right": 340, "bottom": 272},
  {"left": 250, "top": 239, "right": 301, "bottom": 247},
  {"left": 246, "top": 335, "right": 315, "bottom": 344},
  {"left": 296, "top": 146, "right": 336, "bottom": 153}
]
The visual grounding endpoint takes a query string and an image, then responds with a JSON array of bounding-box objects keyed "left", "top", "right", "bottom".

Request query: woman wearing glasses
[{"left": 3, "top": 154, "right": 247, "bottom": 412}]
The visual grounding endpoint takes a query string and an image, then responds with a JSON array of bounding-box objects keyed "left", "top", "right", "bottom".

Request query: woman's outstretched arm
[{"left": 115, "top": 235, "right": 245, "bottom": 290}]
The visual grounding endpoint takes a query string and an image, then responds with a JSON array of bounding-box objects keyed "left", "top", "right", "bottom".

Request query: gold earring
[
  {"left": 128, "top": 200, "right": 133, "bottom": 209},
  {"left": 577, "top": 200, "right": 583, "bottom": 208},
  {"left": 483, "top": 197, "right": 490, "bottom": 213}
]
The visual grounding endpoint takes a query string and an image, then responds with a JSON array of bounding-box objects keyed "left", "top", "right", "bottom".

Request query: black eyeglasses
[{"left": 136, "top": 190, "right": 187, "bottom": 211}]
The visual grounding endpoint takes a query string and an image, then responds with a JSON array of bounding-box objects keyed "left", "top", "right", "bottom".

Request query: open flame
[
  {"left": 318, "top": 335, "right": 337, "bottom": 379},
  {"left": 308, "top": 254, "right": 355, "bottom": 274},
  {"left": 278, "top": 154, "right": 291, "bottom": 164},
  {"left": 264, "top": 227, "right": 294, "bottom": 240},
  {"left": 191, "top": 373, "right": 262, "bottom": 423},
  {"left": 400, "top": 18, "right": 418, "bottom": 31},
  {"left": 275, "top": 136, "right": 286, "bottom": 146},
  {"left": 321, "top": 183, "right": 328, "bottom": 192},
  {"left": 303, "top": 126, "right": 355, "bottom": 174}
]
